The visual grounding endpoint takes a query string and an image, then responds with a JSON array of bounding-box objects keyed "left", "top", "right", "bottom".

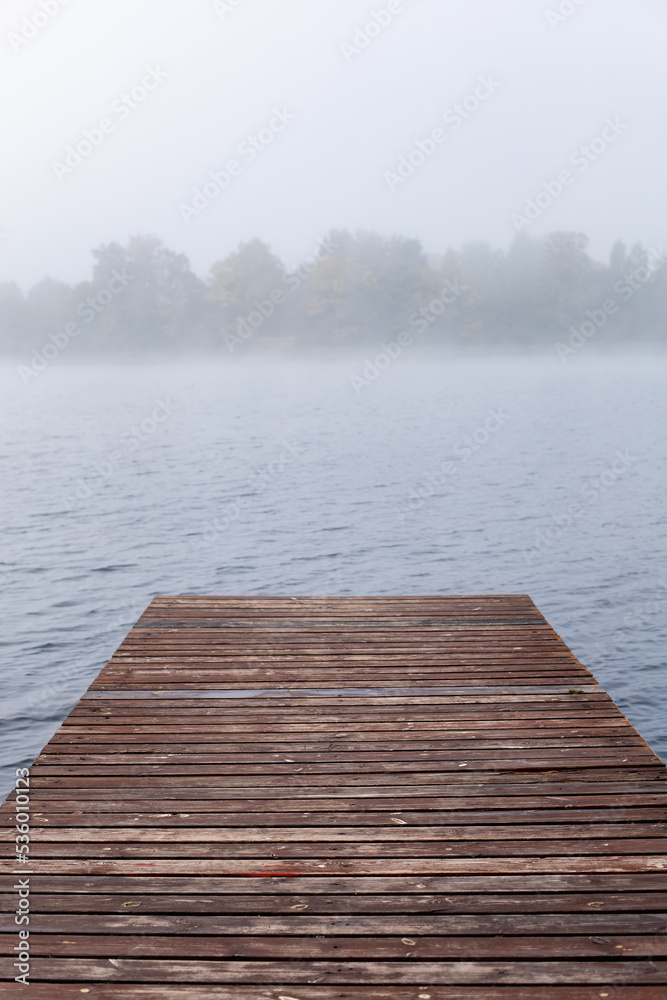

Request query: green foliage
[
  {"left": 87, "top": 235, "right": 209, "bottom": 352},
  {"left": 1, "top": 229, "right": 666, "bottom": 356},
  {"left": 208, "top": 238, "right": 285, "bottom": 335}
]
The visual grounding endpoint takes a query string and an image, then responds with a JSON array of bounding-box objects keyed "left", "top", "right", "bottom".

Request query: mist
[
  {"left": 2, "top": 0, "right": 667, "bottom": 291},
  {"left": 3, "top": 229, "right": 667, "bottom": 376},
  {"left": 2, "top": 1, "right": 666, "bottom": 805}
]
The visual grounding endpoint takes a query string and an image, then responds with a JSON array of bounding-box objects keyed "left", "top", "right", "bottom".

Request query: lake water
[{"left": 1, "top": 353, "right": 666, "bottom": 797}]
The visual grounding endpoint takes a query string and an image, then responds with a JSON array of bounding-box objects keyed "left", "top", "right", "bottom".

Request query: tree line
[{"left": 2, "top": 230, "right": 666, "bottom": 361}]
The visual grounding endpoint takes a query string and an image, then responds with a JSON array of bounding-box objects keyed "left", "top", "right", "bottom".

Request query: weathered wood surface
[{"left": 1, "top": 593, "right": 666, "bottom": 997}]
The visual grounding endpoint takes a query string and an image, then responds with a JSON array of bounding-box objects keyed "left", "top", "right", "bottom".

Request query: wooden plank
[
  {"left": 29, "top": 752, "right": 659, "bottom": 771},
  {"left": 12, "top": 872, "right": 666, "bottom": 892},
  {"left": 16, "top": 808, "right": 667, "bottom": 825},
  {"left": 2, "top": 957, "right": 667, "bottom": 984},
  {"left": 4, "top": 911, "right": 667, "bottom": 934},
  {"left": 37, "top": 738, "right": 649, "bottom": 753},
  {"left": 4, "top": 857, "right": 666, "bottom": 875},
  {"left": 3, "top": 932, "right": 667, "bottom": 958},
  {"left": 6, "top": 822, "right": 665, "bottom": 841},
  {"left": 9, "top": 842, "right": 666, "bottom": 861},
  {"left": 3, "top": 890, "right": 666, "bottom": 915},
  {"left": 22, "top": 782, "right": 667, "bottom": 801},
  {"left": 26, "top": 769, "right": 666, "bottom": 789},
  {"left": 0, "top": 988, "right": 665, "bottom": 1000}
]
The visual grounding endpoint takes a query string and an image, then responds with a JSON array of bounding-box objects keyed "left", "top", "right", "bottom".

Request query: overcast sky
[{"left": 1, "top": 0, "right": 666, "bottom": 288}]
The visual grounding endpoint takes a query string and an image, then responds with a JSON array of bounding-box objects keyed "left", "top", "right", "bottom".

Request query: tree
[
  {"left": 296, "top": 230, "right": 435, "bottom": 345},
  {"left": 85, "top": 235, "right": 208, "bottom": 353},
  {"left": 207, "top": 239, "right": 285, "bottom": 341},
  {"left": 537, "top": 232, "right": 602, "bottom": 331}
]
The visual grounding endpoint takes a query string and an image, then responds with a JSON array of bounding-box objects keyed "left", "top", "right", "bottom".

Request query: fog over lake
[{"left": 2, "top": 1, "right": 667, "bottom": 802}]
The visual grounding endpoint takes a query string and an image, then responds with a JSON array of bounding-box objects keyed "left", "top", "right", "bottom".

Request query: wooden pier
[{"left": 1, "top": 593, "right": 666, "bottom": 997}]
